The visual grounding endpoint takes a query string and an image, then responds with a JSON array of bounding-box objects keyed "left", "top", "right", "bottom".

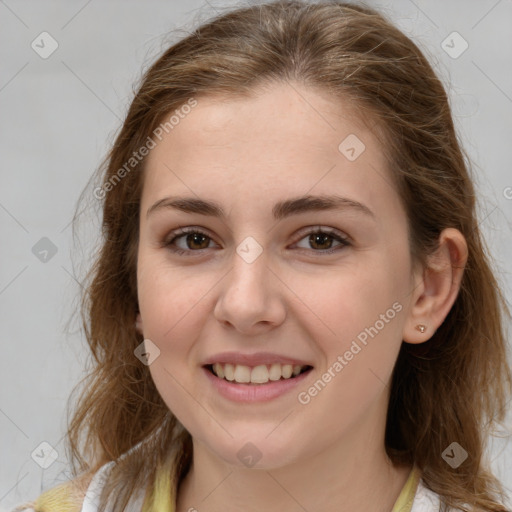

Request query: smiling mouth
[{"left": 205, "top": 363, "right": 313, "bottom": 385}]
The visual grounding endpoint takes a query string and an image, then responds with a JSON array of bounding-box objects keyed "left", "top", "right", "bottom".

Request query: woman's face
[{"left": 136, "top": 82, "right": 417, "bottom": 469}]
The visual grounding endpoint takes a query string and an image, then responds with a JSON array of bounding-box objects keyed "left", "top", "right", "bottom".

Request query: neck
[{"left": 175, "top": 405, "right": 412, "bottom": 512}]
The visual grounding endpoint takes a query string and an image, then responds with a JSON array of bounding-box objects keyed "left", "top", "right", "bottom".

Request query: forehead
[
  {"left": 141, "top": 82, "right": 399, "bottom": 219},
  {"left": 148, "top": 82, "right": 375, "bottom": 158}
]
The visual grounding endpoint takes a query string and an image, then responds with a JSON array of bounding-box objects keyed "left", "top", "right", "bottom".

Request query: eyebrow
[{"left": 146, "top": 194, "right": 375, "bottom": 221}]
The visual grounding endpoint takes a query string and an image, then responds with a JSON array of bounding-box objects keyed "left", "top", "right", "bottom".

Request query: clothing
[{"left": 11, "top": 462, "right": 441, "bottom": 512}]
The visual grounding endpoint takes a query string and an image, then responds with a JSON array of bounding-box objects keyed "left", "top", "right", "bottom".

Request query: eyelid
[
  {"left": 292, "top": 225, "right": 351, "bottom": 244},
  {"left": 163, "top": 226, "right": 218, "bottom": 249},
  {"left": 163, "top": 225, "right": 351, "bottom": 255}
]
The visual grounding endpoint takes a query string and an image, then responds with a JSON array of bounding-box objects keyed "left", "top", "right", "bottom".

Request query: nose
[{"left": 213, "top": 249, "right": 286, "bottom": 335}]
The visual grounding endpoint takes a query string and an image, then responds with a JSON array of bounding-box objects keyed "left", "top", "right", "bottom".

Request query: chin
[{"left": 201, "top": 434, "right": 303, "bottom": 470}]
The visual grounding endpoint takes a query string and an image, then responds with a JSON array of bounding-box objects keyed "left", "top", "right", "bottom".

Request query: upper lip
[{"left": 202, "top": 352, "right": 314, "bottom": 367}]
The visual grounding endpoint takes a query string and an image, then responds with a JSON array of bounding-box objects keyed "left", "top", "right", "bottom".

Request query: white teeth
[
  {"left": 233, "top": 365, "right": 251, "bottom": 383},
  {"left": 251, "top": 365, "right": 269, "bottom": 383},
  {"left": 211, "top": 363, "right": 308, "bottom": 384},
  {"left": 281, "top": 364, "right": 293, "bottom": 379},
  {"left": 224, "top": 363, "right": 235, "bottom": 381},
  {"left": 213, "top": 363, "right": 224, "bottom": 379},
  {"left": 269, "top": 363, "right": 282, "bottom": 381}
]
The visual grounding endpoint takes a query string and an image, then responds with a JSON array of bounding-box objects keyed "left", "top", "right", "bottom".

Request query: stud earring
[{"left": 415, "top": 324, "right": 427, "bottom": 333}]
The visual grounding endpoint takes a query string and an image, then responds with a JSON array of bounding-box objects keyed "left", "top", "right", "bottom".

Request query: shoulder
[
  {"left": 410, "top": 478, "right": 443, "bottom": 511},
  {"left": 12, "top": 460, "right": 150, "bottom": 512},
  {"left": 412, "top": 478, "right": 482, "bottom": 512},
  {"left": 10, "top": 468, "right": 102, "bottom": 512},
  {"left": 412, "top": 479, "right": 487, "bottom": 512},
  {"left": 11, "top": 461, "right": 149, "bottom": 512}
]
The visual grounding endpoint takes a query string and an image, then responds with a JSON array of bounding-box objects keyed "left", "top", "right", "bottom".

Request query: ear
[
  {"left": 403, "top": 228, "right": 468, "bottom": 344},
  {"left": 135, "top": 312, "right": 144, "bottom": 335}
]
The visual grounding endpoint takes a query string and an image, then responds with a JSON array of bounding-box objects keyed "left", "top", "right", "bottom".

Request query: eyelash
[{"left": 163, "top": 226, "right": 351, "bottom": 256}]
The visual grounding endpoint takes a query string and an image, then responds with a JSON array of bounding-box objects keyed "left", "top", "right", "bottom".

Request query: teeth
[
  {"left": 251, "top": 365, "right": 269, "bottom": 383},
  {"left": 224, "top": 363, "right": 235, "bottom": 381},
  {"left": 213, "top": 363, "right": 225, "bottom": 379},
  {"left": 269, "top": 363, "right": 282, "bottom": 381},
  {"left": 282, "top": 364, "right": 293, "bottom": 379},
  {"left": 234, "top": 365, "right": 251, "bottom": 383},
  {"left": 211, "top": 363, "right": 308, "bottom": 384}
]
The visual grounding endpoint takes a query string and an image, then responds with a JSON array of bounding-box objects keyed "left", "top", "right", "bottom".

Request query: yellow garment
[
  {"left": 24, "top": 463, "right": 421, "bottom": 512},
  {"left": 392, "top": 465, "right": 421, "bottom": 512},
  {"left": 25, "top": 481, "right": 84, "bottom": 512},
  {"left": 141, "top": 453, "right": 175, "bottom": 512}
]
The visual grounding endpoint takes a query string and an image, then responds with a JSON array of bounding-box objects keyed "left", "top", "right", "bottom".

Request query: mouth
[{"left": 204, "top": 363, "right": 314, "bottom": 385}]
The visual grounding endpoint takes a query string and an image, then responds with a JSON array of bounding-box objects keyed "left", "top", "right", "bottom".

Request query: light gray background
[{"left": 1, "top": 0, "right": 511, "bottom": 509}]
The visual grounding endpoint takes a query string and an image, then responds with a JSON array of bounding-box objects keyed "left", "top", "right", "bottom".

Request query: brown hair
[{"left": 66, "top": 1, "right": 512, "bottom": 510}]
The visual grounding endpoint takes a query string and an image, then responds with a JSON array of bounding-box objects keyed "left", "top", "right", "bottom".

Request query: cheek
[
  {"left": 294, "top": 277, "right": 404, "bottom": 441},
  {"left": 137, "top": 257, "right": 211, "bottom": 339},
  {"left": 294, "top": 257, "right": 406, "bottom": 345},
  {"left": 289, "top": 252, "right": 407, "bottom": 412},
  {"left": 136, "top": 259, "right": 213, "bottom": 426}
]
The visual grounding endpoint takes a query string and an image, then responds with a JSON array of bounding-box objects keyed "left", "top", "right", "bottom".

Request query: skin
[{"left": 135, "top": 81, "right": 468, "bottom": 512}]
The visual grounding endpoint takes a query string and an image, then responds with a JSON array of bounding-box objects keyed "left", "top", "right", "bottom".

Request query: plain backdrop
[{"left": 1, "top": 0, "right": 511, "bottom": 510}]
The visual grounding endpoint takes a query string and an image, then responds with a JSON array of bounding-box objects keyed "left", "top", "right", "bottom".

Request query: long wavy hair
[{"left": 66, "top": 1, "right": 512, "bottom": 510}]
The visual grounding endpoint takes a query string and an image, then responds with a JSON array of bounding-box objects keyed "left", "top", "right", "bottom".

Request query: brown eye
[
  {"left": 164, "top": 228, "right": 216, "bottom": 255},
  {"left": 308, "top": 232, "right": 334, "bottom": 250},
  {"left": 294, "top": 228, "right": 350, "bottom": 254},
  {"left": 185, "top": 233, "right": 211, "bottom": 250},
  {"left": 164, "top": 226, "right": 350, "bottom": 257}
]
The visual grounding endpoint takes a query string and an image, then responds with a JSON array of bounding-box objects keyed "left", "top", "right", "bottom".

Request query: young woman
[{"left": 13, "top": 1, "right": 511, "bottom": 511}]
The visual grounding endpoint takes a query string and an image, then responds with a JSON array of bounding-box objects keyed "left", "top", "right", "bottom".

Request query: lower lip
[{"left": 202, "top": 366, "right": 313, "bottom": 403}]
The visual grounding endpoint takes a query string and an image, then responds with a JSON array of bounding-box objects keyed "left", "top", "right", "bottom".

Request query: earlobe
[{"left": 402, "top": 228, "right": 468, "bottom": 344}]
